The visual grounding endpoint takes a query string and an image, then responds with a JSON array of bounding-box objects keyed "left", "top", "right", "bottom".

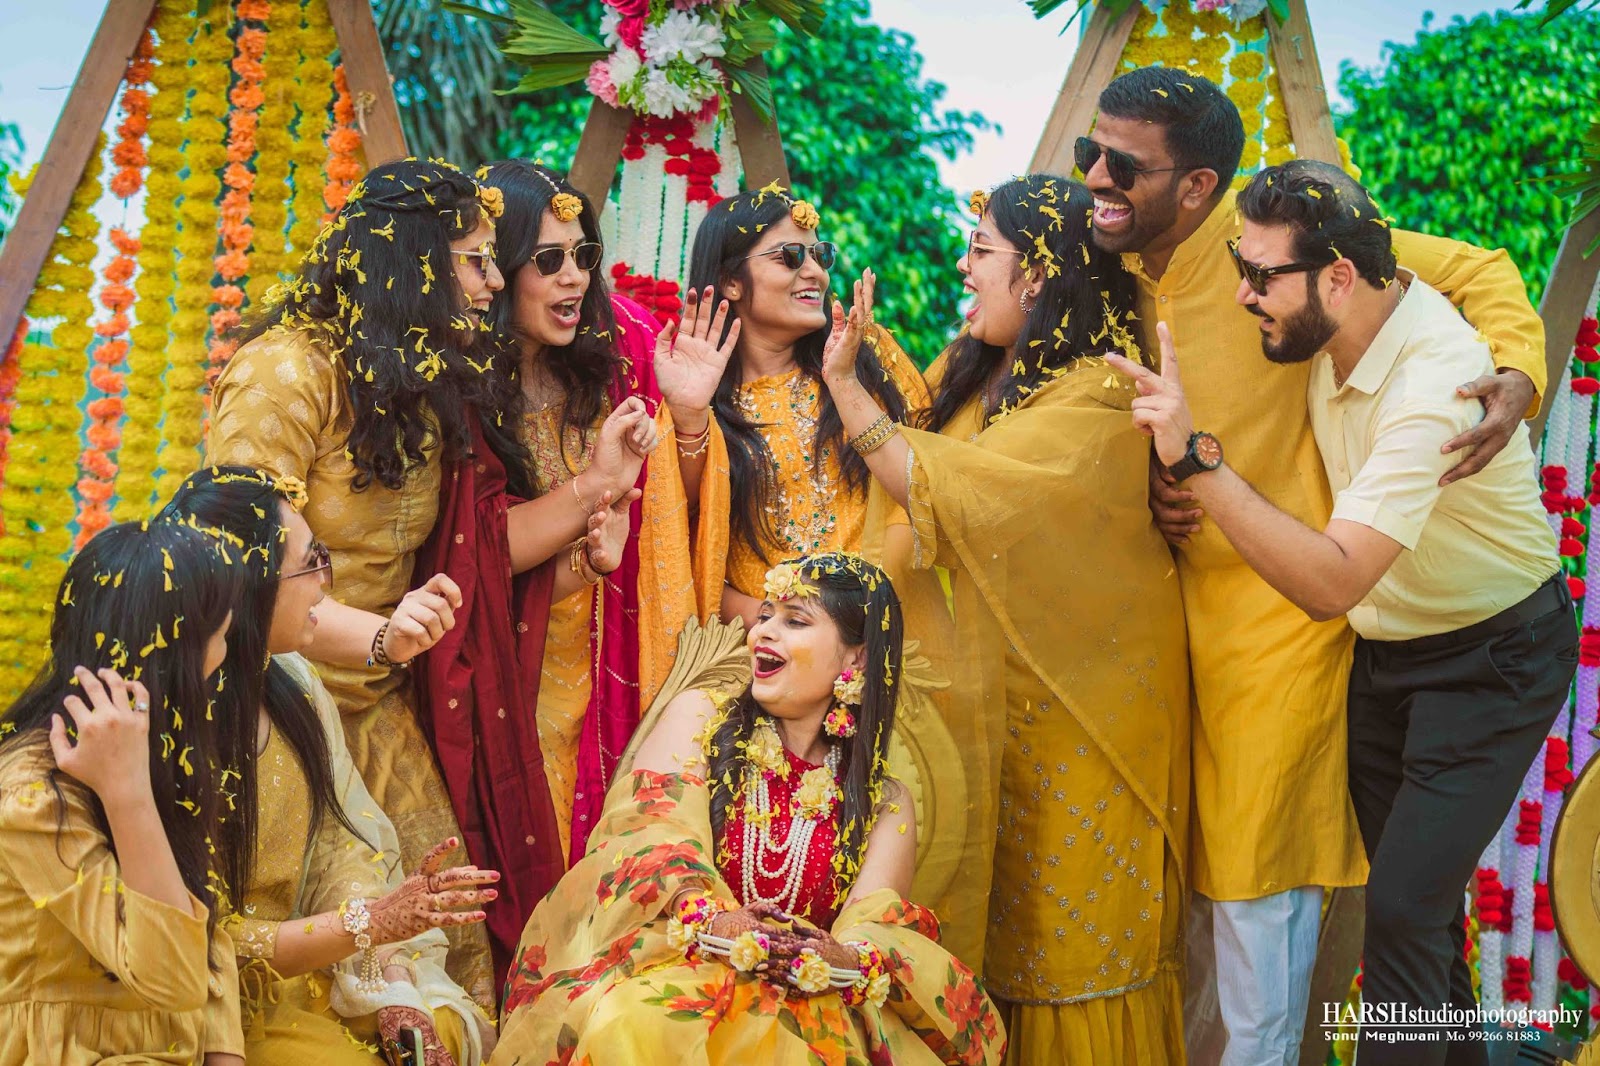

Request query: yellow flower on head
[
  {"left": 763, "top": 562, "right": 817, "bottom": 603},
  {"left": 478, "top": 185, "right": 505, "bottom": 219},
  {"left": 969, "top": 189, "right": 990, "bottom": 218},
  {"left": 274, "top": 475, "right": 309, "bottom": 512},
  {"left": 551, "top": 192, "right": 583, "bottom": 223},
  {"left": 790, "top": 952, "right": 832, "bottom": 993},
  {"left": 789, "top": 200, "right": 821, "bottom": 231}
]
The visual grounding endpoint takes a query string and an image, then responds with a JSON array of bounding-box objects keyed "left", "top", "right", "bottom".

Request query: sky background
[{"left": 4, "top": 0, "right": 1515, "bottom": 199}]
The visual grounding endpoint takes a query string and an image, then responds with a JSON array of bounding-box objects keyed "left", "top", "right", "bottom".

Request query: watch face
[{"left": 1194, "top": 433, "right": 1223, "bottom": 469}]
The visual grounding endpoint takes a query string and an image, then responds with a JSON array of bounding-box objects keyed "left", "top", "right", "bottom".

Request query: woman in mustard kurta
[
  {"left": 165, "top": 466, "right": 501, "bottom": 1066},
  {"left": 0, "top": 519, "right": 245, "bottom": 1064},
  {"left": 478, "top": 162, "right": 732, "bottom": 863},
  {"left": 208, "top": 160, "right": 651, "bottom": 1002},
  {"left": 685, "top": 187, "right": 930, "bottom": 622},
  {"left": 820, "top": 176, "right": 1191, "bottom": 1064}
]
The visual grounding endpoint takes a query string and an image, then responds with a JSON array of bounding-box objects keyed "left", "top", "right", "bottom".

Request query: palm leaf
[
  {"left": 500, "top": 61, "right": 600, "bottom": 95},
  {"left": 725, "top": 60, "right": 777, "bottom": 124},
  {"left": 746, "top": 0, "right": 827, "bottom": 37},
  {"left": 1514, "top": 0, "right": 1600, "bottom": 25},
  {"left": 1534, "top": 119, "right": 1600, "bottom": 255},
  {"left": 723, "top": 9, "right": 780, "bottom": 65},
  {"left": 438, "top": 0, "right": 517, "bottom": 28}
]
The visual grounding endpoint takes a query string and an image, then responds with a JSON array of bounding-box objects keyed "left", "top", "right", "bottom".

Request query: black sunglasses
[
  {"left": 282, "top": 540, "right": 332, "bottom": 583},
  {"left": 530, "top": 241, "right": 604, "bottom": 277},
  {"left": 1074, "top": 136, "right": 1188, "bottom": 192},
  {"left": 1227, "top": 238, "right": 1334, "bottom": 297},
  {"left": 742, "top": 241, "right": 837, "bottom": 272}
]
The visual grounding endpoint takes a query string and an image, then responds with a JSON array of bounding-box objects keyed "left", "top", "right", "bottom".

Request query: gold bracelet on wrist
[
  {"left": 848, "top": 414, "right": 898, "bottom": 457},
  {"left": 570, "top": 476, "right": 592, "bottom": 514},
  {"left": 570, "top": 538, "right": 602, "bottom": 585}
]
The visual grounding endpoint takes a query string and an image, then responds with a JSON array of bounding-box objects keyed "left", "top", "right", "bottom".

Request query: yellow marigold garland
[
  {"left": 120, "top": 0, "right": 192, "bottom": 519},
  {"left": 287, "top": 0, "right": 335, "bottom": 258},
  {"left": 246, "top": 0, "right": 301, "bottom": 304},
  {"left": 155, "top": 3, "right": 235, "bottom": 504},
  {"left": 206, "top": 0, "right": 270, "bottom": 397},
  {"left": 0, "top": 144, "right": 104, "bottom": 690}
]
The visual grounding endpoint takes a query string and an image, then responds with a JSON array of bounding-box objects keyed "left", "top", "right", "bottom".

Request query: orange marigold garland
[
  {"left": 324, "top": 63, "right": 363, "bottom": 216},
  {"left": 287, "top": 0, "right": 335, "bottom": 259},
  {"left": 207, "top": 0, "right": 269, "bottom": 396},
  {"left": 155, "top": 2, "right": 235, "bottom": 504},
  {"left": 77, "top": 229, "right": 141, "bottom": 547},
  {"left": 0, "top": 144, "right": 104, "bottom": 690},
  {"left": 0, "top": 319, "right": 27, "bottom": 527},
  {"left": 110, "top": 28, "right": 155, "bottom": 200},
  {"left": 246, "top": 0, "right": 300, "bottom": 304},
  {"left": 120, "top": 0, "right": 191, "bottom": 518}
]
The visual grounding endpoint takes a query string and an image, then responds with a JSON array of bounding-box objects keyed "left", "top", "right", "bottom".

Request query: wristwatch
[{"left": 1167, "top": 431, "right": 1223, "bottom": 482}]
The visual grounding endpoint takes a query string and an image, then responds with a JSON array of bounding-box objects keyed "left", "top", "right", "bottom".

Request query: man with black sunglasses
[
  {"left": 1080, "top": 65, "right": 1548, "bottom": 1066},
  {"left": 1108, "top": 161, "right": 1573, "bottom": 1064}
]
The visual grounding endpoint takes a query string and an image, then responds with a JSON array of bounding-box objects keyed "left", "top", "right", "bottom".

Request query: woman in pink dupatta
[{"left": 474, "top": 162, "right": 736, "bottom": 871}]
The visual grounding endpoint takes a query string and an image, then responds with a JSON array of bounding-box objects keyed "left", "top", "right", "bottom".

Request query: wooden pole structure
[
  {"left": 1029, "top": 2, "right": 1140, "bottom": 176},
  {"left": 0, "top": 0, "right": 157, "bottom": 352},
  {"left": 1267, "top": 0, "right": 1339, "bottom": 165},
  {"left": 327, "top": 0, "right": 408, "bottom": 168},
  {"left": 727, "top": 58, "right": 791, "bottom": 190},
  {"left": 1532, "top": 210, "right": 1600, "bottom": 444}
]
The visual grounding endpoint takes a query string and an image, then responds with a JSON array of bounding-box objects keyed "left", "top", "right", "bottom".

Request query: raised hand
[
  {"left": 50, "top": 667, "right": 153, "bottom": 806},
  {"left": 366, "top": 837, "right": 500, "bottom": 944},
  {"left": 822, "top": 269, "right": 876, "bottom": 391},
  {"left": 656, "top": 287, "right": 741, "bottom": 425},
  {"left": 1106, "top": 321, "right": 1194, "bottom": 467},
  {"left": 583, "top": 488, "right": 642, "bottom": 577},
  {"left": 377, "top": 1005, "right": 456, "bottom": 1066},
  {"left": 382, "top": 573, "right": 463, "bottom": 664}
]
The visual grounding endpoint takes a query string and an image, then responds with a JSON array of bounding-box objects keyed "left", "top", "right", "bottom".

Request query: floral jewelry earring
[{"left": 825, "top": 668, "right": 864, "bottom": 738}]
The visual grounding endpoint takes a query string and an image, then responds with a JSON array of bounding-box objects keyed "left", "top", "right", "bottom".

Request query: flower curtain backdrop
[{"left": 0, "top": 0, "right": 404, "bottom": 695}]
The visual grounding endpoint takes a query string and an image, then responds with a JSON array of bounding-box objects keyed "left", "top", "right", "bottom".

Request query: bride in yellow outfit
[{"left": 820, "top": 176, "right": 1191, "bottom": 1064}]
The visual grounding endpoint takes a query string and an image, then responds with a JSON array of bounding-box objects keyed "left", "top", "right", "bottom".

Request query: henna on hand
[{"left": 366, "top": 838, "right": 500, "bottom": 945}]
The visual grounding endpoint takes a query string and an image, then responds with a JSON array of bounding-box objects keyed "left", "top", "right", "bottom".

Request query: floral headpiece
[
  {"left": 751, "top": 180, "right": 820, "bottom": 231},
  {"left": 969, "top": 189, "right": 990, "bottom": 218},
  {"left": 523, "top": 163, "right": 584, "bottom": 223}
]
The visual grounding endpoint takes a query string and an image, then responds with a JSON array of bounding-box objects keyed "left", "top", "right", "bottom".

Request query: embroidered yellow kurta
[
  {"left": 207, "top": 325, "right": 494, "bottom": 1004},
  {"left": 901, "top": 360, "right": 1190, "bottom": 1065},
  {"left": 223, "top": 655, "right": 490, "bottom": 1065},
  {"left": 0, "top": 734, "right": 244, "bottom": 1064},
  {"left": 1124, "top": 189, "right": 1547, "bottom": 901},
  {"left": 725, "top": 328, "right": 929, "bottom": 597}
]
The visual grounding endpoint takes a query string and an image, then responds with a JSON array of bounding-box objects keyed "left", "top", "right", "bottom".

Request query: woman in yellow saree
[
  {"left": 820, "top": 177, "right": 1191, "bottom": 1064},
  {"left": 491, "top": 554, "right": 1006, "bottom": 1066}
]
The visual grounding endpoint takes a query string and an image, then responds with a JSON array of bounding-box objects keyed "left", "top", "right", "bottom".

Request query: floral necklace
[{"left": 738, "top": 717, "right": 842, "bottom": 913}]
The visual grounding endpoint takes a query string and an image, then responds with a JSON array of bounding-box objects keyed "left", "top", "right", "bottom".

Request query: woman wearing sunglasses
[
  {"left": 474, "top": 160, "right": 733, "bottom": 869},
  {"left": 209, "top": 159, "right": 652, "bottom": 1001},
  {"left": 686, "top": 186, "right": 928, "bottom": 626},
  {"left": 163, "top": 466, "right": 501, "bottom": 1066},
  {"left": 817, "top": 174, "right": 1191, "bottom": 1065}
]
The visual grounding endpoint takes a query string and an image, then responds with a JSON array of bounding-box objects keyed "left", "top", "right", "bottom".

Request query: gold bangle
[
  {"left": 674, "top": 417, "right": 712, "bottom": 444},
  {"left": 570, "top": 477, "right": 591, "bottom": 513},
  {"left": 849, "top": 414, "right": 897, "bottom": 457},
  {"left": 570, "top": 539, "right": 601, "bottom": 585}
]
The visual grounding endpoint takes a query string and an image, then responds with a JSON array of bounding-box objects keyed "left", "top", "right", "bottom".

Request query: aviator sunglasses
[
  {"left": 741, "top": 241, "right": 838, "bottom": 272},
  {"left": 1227, "top": 238, "right": 1335, "bottom": 297},
  {"left": 527, "top": 241, "right": 604, "bottom": 277},
  {"left": 1074, "top": 136, "right": 1188, "bottom": 191}
]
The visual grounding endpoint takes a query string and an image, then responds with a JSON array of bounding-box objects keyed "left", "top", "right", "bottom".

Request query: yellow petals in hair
[{"left": 550, "top": 191, "right": 582, "bottom": 223}]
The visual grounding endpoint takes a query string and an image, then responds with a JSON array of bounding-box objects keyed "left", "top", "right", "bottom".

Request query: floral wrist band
[
  {"left": 666, "top": 891, "right": 733, "bottom": 960},
  {"left": 340, "top": 897, "right": 387, "bottom": 993},
  {"left": 695, "top": 929, "right": 771, "bottom": 972},
  {"left": 842, "top": 941, "right": 891, "bottom": 1008},
  {"left": 788, "top": 948, "right": 866, "bottom": 994}
]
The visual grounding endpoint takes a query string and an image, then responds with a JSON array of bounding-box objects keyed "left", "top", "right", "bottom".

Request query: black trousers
[{"left": 1349, "top": 575, "right": 1578, "bottom": 1066}]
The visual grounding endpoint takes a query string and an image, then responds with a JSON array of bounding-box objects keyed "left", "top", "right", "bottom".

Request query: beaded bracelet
[
  {"left": 842, "top": 941, "right": 891, "bottom": 1008},
  {"left": 848, "top": 414, "right": 898, "bottom": 457},
  {"left": 340, "top": 897, "right": 387, "bottom": 993}
]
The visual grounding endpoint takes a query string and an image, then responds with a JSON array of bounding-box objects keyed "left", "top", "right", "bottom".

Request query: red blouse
[{"left": 718, "top": 747, "right": 842, "bottom": 930}]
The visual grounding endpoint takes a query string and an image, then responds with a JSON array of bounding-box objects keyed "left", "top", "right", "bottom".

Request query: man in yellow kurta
[{"left": 1081, "top": 66, "right": 1545, "bottom": 1065}]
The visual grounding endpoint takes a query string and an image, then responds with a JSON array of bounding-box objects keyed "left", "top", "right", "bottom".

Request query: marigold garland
[
  {"left": 120, "top": 0, "right": 192, "bottom": 519},
  {"left": 287, "top": 1, "right": 335, "bottom": 258},
  {"left": 0, "top": 319, "right": 27, "bottom": 529},
  {"left": 154, "top": 2, "right": 235, "bottom": 505},
  {"left": 324, "top": 63, "right": 363, "bottom": 216},
  {"left": 0, "top": 144, "right": 104, "bottom": 691},
  {"left": 246, "top": 0, "right": 301, "bottom": 304},
  {"left": 206, "top": 0, "right": 270, "bottom": 396},
  {"left": 110, "top": 28, "right": 155, "bottom": 200},
  {"left": 76, "top": 228, "right": 141, "bottom": 548}
]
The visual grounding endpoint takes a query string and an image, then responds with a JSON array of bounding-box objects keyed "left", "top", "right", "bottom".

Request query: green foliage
[
  {"left": 1334, "top": 10, "right": 1600, "bottom": 303},
  {"left": 0, "top": 118, "right": 23, "bottom": 246},
  {"left": 497, "top": 0, "right": 990, "bottom": 365}
]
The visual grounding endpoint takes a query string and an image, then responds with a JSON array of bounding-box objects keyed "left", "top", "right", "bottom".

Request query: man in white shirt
[{"left": 1109, "top": 159, "right": 1577, "bottom": 1065}]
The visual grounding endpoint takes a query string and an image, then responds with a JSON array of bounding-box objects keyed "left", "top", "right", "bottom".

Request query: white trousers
[{"left": 1184, "top": 887, "right": 1323, "bottom": 1066}]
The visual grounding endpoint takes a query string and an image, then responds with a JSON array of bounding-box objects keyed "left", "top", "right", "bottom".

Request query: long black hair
[
  {"left": 236, "top": 158, "right": 529, "bottom": 496},
  {"left": 480, "top": 160, "right": 620, "bottom": 487},
  {"left": 688, "top": 189, "right": 912, "bottom": 565},
  {"left": 705, "top": 553, "right": 904, "bottom": 904},
  {"left": 160, "top": 466, "right": 370, "bottom": 892},
  {"left": 0, "top": 520, "right": 242, "bottom": 940},
  {"left": 926, "top": 176, "right": 1140, "bottom": 432}
]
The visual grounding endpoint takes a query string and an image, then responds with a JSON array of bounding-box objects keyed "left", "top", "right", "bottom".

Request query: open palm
[{"left": 656, "top": 287, "right": 741, "bottom": 415}]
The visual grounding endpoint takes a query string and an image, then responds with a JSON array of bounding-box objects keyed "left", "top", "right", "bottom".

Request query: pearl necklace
[{"left": 741, "top": 744, "right": 841, "bottom": 913}]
